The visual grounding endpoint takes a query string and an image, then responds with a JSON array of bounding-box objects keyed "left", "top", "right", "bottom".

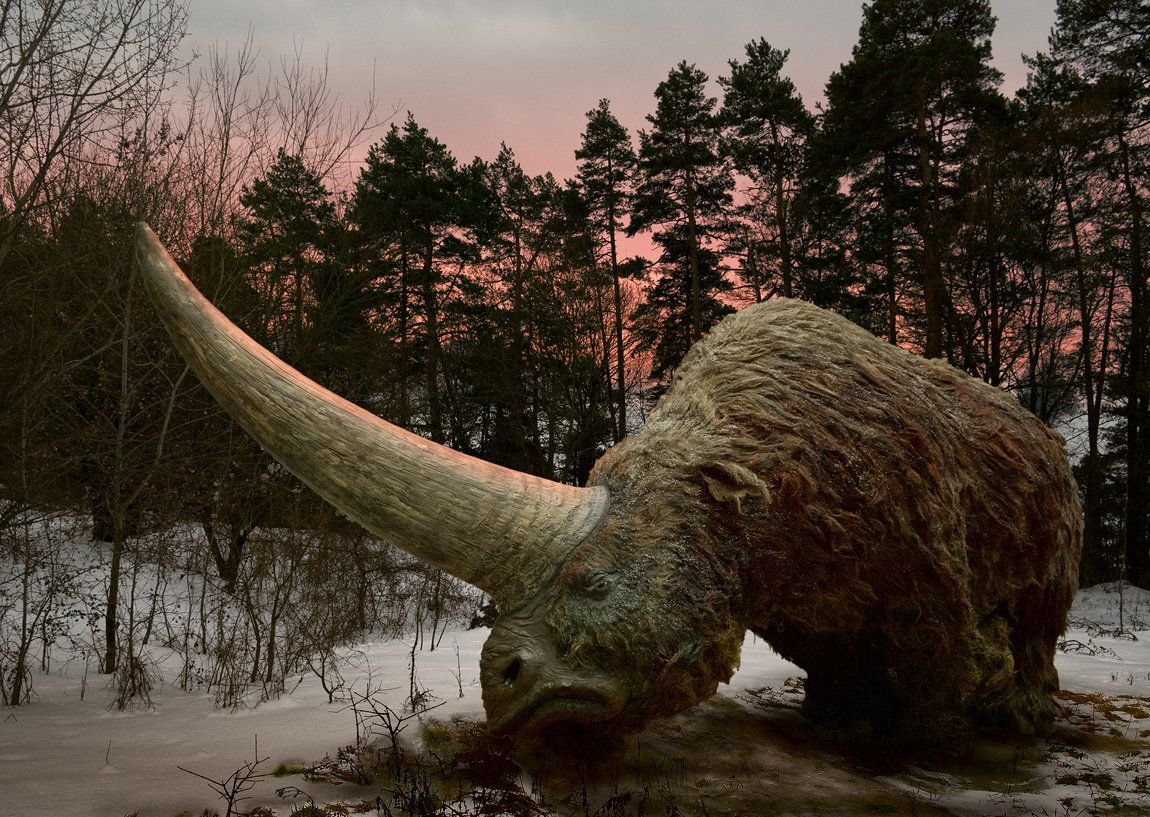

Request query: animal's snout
[
  {"left": 485, "top": 645, "right": 539, "bottom": 690},
  {"left": 480, "top": 617, "right": 566, "bottom": 731},
  {"left": 480, "top": 639, "right": 551, "bottom": 732},
  {"left": 480, "top": 618, "right": 630, "bottom": 733}
]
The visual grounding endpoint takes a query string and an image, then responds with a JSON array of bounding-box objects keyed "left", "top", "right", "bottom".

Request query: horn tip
[{"left": 135, "top": 221, "right": 158, "bottom": 248}]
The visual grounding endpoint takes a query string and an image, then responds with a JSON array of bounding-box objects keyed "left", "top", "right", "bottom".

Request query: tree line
[{"left": 1, "top": 0, "right": 1148, "bottom": 701}]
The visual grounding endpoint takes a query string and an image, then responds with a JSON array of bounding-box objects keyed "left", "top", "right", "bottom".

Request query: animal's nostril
[{"left": 502, "top": 657, "right": 522, "bottom": 686}]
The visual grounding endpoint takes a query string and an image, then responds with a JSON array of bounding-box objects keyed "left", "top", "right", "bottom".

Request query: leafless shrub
[
  {"left": 179, "top": 738, "right": 270, "bottom": 817},
  {"left": 0, "top": 513, "right": 98, "bottom": 706},
  {"left": 107, "top": 647, "right": 157, "bottom": 711},
  {"left": 1058, "top": 639, "right": 1121, "bottom": 658}
]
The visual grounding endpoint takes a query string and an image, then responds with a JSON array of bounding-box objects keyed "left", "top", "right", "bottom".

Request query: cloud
[{"left": 181, "top": 0, "right": 1057, "bottom": 178}]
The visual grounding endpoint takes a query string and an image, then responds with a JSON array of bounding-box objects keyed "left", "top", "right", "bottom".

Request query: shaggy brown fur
[{"left": 540, "top": 298, "right": 1082, "bottom": 743}]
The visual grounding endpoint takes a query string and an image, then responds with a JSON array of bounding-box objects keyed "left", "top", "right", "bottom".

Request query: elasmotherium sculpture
[{"left": 137, "top": 223, "right": 1081, "bottom": 744}]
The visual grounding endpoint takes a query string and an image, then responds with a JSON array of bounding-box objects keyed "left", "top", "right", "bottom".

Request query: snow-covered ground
[
  {"left": 0, "top": 629, "right": 493, "bottom": 817},
  {"left": 3, "top": 568, "right": 1150, "bottom": 815}
]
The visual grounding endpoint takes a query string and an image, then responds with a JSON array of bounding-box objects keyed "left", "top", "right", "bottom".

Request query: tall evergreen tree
[
  {"left": 630, "top": 62, "right": 734, "bottom": 382},
  {"left": 352, "top": 115, "right": 479, "bottom": 442},
  {"left": 1053, "top": 0, "right": 1150, "bottom": 585},
  {"left": 531, "top": 180, "right": 617, "bottom": 486},
  {"left": 944, "top": 94, "right": 1082, "bottom": 415},
  {"left": 1018, "top": 54, "right": 1122, "bottom": 584},
  {"left": 820, "top": 0, "right": 1004, "bottom": 357},
  {"left": 228, "top": 149, "right": 375, "bottom": 594},
  {"left": 456, "top": 148, "right": 618, "bottom": 482},
  {"left": 719, "top": 38, "right": 814, "bottom": 301},
  {"left": 476, "top": 145, "right": 552, "bottom": 474},
  {"left": 632, "top": 225, "right": 733, "bottom": 383},
  {"left": 236, "top": 149, "right": 340, "bottom": 365},
  {"left": 576, "top": 99, "right": 639, "bottom": 441}
]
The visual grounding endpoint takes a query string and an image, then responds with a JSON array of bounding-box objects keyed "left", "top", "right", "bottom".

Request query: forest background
[{"left": 1, "top": 0, "right": 1148, "bottom": 710}]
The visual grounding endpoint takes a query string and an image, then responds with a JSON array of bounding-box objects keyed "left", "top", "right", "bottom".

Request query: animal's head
[
  {"left": 479, "top": 467, "right": 747, "bottom": 733},
  {"left": 136, "top": 224, "right": 745, "bottom": 734}
]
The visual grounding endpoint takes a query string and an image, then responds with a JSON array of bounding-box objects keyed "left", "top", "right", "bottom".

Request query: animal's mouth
[{"left": 488, "top": 685, "right": 626, "bottom": 734}]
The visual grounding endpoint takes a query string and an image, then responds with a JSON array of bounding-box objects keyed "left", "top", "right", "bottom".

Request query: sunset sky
[{"left": 183, "top": 0, "right": 1059, "bottom": 180}]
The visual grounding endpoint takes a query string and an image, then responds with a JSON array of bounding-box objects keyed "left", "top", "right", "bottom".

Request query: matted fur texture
[{"left": 516, "top": 298, "right": 1081, "bottom": 744}]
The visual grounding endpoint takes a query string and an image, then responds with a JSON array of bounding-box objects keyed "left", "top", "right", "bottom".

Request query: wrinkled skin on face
[{"left": 480, "top": 477, "right": 747, "bottom": 735}]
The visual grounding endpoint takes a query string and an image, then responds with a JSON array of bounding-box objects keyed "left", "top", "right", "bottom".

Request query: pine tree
[
  {"left": 632, "top": 225, "right": 733, "bottom": 383},
  {"left": 1053, "top": 0, "right": 1150, "bottom": 585},
  {"left": 236, "top": 149, "right": 340, "bottom": 365},
  {"left": 719, "top": 38, "right": 814, "bottom": 301},
  {"left": 227, "top": 149, "right": 374, "bottom": 596},
  {"left": 576, "top": 99, "right": 639, "bottom": 441},
  {"left": 534, "top": 180, "right": 618, "bottom": 485},
  {"left": 352, "top": 115, "right": 478, "bottom": 442},
  {"left": 820, "top": 0, "right": 1004, "bottom": 357},
  {"left": 630, "top": 62, "right": 734, "bottom": 383},
  {"left": 475, "top": 145, "right": 552, "bottom": 474}
]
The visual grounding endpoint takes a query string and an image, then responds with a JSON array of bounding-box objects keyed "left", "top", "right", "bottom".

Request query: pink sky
[{"left": 183, "top": 0, "right": 1058, "bottom": 180}]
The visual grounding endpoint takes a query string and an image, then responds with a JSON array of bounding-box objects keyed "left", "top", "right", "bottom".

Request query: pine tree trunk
[
  {"left": 916, "top": 96, "right": 945, "bottom": 360},
  {"left": 1119, "top": 131, "right": 1149, "bottom": 586},
  {"left": 686, "top": 182, "right": 702, "bottom": 341},
  {"left": 397, "top": 241, "right": 410, "bottom": 427},
  {"left": 1059, "top": 151, "right": 1112, "bottom": 584},
  {"left": 421, "top": 246, "right": 444, "bottom": 443},
  {"left": 883, "top": 154, "right": 898, "bottom": 345},
  {"left": 608, "top": 210, "right": 627, "bottom": 441},
  {"left": 771, "top": 120, "right": 794, "bottom": 299}
]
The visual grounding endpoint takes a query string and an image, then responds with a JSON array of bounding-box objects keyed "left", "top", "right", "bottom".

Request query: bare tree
[
  {"left": 271, "top": 43, "right": 388, "bottom": 187},
  {"left": 0, "top": 0, "right": 189, "bottom": 264}
]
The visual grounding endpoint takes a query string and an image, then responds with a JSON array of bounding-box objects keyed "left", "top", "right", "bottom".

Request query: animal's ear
[{"left": 699, "top": 462, "right": 771, "bottom": 514}]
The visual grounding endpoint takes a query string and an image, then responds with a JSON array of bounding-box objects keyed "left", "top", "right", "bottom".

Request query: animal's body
[
  {"left": 535, "top": 298, "right": 1081, "bottom": 741},
  {"left": 137, "top": 224, "right": 1082, "bottom": 745}
]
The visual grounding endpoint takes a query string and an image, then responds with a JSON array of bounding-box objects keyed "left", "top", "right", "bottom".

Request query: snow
[
  {"left": 3, "top": 536, "right": 1150, "bottom": 816},
  {"left": 0, "top": 631, "right": 492, "bottom": 816}
]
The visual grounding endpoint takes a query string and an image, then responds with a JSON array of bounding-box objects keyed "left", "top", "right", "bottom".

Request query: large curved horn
[{"left": 135, "top": 223, "right": 607, "bottom": 603}]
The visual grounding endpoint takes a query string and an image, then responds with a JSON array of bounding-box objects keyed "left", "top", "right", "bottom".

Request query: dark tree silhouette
[
  {"left": 576, "top": 99, "right": 639, "bottom": 441},
  {"left": 820, "top": 0, "right": 1004, "bottom": 357},
  {"left": 630, "top": 62, "right": 734, "bottom": 383}
]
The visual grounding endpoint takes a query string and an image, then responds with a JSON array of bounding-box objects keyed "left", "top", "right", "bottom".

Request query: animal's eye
[{"left": 579, "top": 569, "right": 616, "bottom": 600}]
